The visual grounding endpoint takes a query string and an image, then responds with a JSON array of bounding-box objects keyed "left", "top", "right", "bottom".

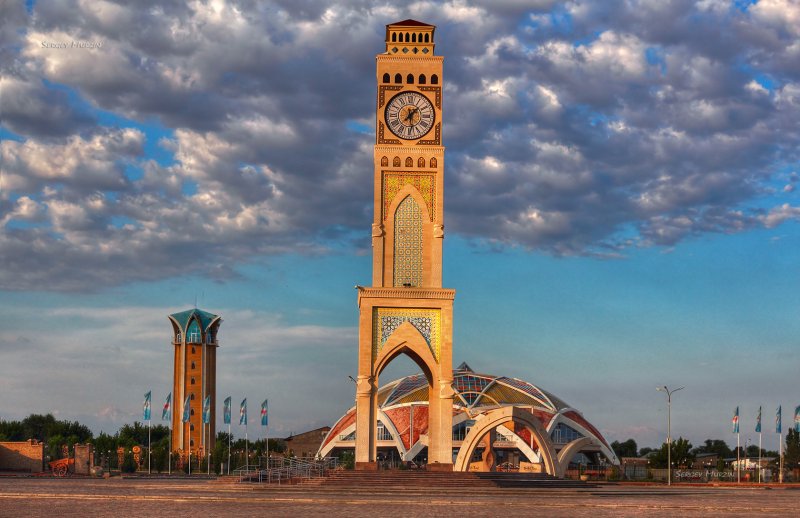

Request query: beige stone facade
[{"left": 355, "top": 20, "right": 455, "bottom": 471}]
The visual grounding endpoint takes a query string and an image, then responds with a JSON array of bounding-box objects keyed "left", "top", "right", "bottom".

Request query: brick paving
[{"left": 0, "top": 477, "right": 798, "bottom": 517}]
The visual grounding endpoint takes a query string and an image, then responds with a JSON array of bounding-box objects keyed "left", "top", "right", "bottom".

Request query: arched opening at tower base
[{"left": 355, "top": 321, "right": 453, "bottom": 471}]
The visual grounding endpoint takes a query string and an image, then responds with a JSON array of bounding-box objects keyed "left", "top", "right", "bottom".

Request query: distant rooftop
[{"left": 388, "top": 19, "right": 434, "bottom": 28}]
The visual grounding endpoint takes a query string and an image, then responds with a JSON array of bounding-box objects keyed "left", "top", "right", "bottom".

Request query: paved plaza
[{"left": 0, "top": 478, "right": 798, "bottom": 517}]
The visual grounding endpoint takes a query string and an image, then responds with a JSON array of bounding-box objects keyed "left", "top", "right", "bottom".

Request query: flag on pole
[
  {"left": 202, "top": 395, "right": 211, "bottom": 424},
  {"left": 239, "top": 398, "right": 247, "bottom": 425},
  {"left": 732, "top": 406, "right": 739, "bottom": 434},
  {"left": 224, "top": 396, "right": 232, "bottom": 425},
  {"left": 261, "top": 399, "right": 268, "bottom": 427},
  {"left": 182, "top": 395, "right": 191, "bottom": 423},
  {"left": 143, "top": 391, "right": 152, "bottom": 421},
  {"left": 776, "top": 405, "right": 782, "bottom": 434},
  {"left": 795, "top": 405, "right": 800, "bottom": 433},
  {"left": 162, "top": 393, "right": 171, "bottom": 421},
  {"left": 755, "top": 406, "right": 761, "bottom": 433}
]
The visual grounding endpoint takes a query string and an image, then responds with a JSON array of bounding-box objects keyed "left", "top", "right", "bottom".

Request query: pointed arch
[
  {"left": 393, "top": 156, "right": 401, "bottom": 167},
  {"left": 382, "top": 73, "right": 390, "bottom": 83},
  {"left": 394, "top": 73, "right": 402, "bottom": 84},
  {"left": 453, "top": 407, "right": 558, "bottom": 475},
  {"left": 407, "top": 73, "right": 414, "bottom": 84},
  {"left": 431, "top": 74, "right": 438, "bottom": 85},
  {"left": 430, "top": 157, "right": 437, "bottom": 168},
  {"left": 417, "top": 157, "right": 425, "bottom": 168},
  {"left": 419, "top": 74, "right": 426, "bottom": 85},
  {"left": 381, "top": 156, "right": 388, "bottom": 167},
  {"left": 405, "top": 157, "right": 413, "bottom": 167}
]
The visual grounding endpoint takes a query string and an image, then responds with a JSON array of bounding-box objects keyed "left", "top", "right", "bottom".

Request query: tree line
[
  {"left": 0, "top": 414, "right": 285, "bottom": 473},
  {"left": 611, "top": 431, "right": 800, "bottom": 470}
]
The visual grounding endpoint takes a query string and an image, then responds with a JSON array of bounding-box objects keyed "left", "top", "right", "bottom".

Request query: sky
[{"left": 1, "top": 0, "right": 798, "bottom": 452}]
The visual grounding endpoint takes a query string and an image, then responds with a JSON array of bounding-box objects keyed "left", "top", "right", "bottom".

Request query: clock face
[{"left": 385, "top": 91, "right": 435, "bottom": 140}]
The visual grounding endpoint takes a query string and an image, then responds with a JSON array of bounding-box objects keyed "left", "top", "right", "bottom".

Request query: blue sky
[{"left": 1, "top": 0, "right": 799, "bottom": 451}]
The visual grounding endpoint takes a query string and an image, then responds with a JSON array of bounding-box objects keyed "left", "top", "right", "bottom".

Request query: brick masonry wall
[{"left": 0, "top": 440, "right": 44, "bottom": 472}]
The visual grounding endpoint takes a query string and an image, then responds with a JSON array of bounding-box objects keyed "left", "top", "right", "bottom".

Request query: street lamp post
[{"left": 657, "top": 385, "right": 684, "bottom": 486}]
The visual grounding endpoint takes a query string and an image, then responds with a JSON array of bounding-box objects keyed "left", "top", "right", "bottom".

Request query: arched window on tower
[
  {"left": 430, "top": 157, "right": 437, "bottom": 168},
  {"left": 431, "top": 74, "right": 438, "bottom": 85},
  {"left": 381, "top": 156, "right": 389, "bottom": 167},
  {"left": 190, "top": 393, "right": 195, "bottom": 400},
  {"left": 406, "top": 74, "right": 414, "bottom": 84},
  {"left": 419, "top": 74, "right": 426, "bottom": 85},
  {"left": 191, "top": 377, "right": 195, "bottom": 385},
  {"left": 411, "top": 33, "right": 416, "bottom": 43},
  {"left": 191, "top": 361, "right": 195, "bottom": 370},
  {"left": 405, "top": 157, "right": 413, "bottom": 167},
  {"left": 383, "top": 73, "right": 390, "bottom": 83},
  {"left": 417, "top": 157, "right": 425, "bottom": 168},
  {"left": 394, "top": 73, "right": 402, "bottom": 84},
  {"left": 405, "top": 33, "right": 410, "bottom": 42},
  {"left": 424, "top": 34, "right": 429, "bottom": 43},
  {"left": 393, "top": 196, "right": 423, "bottom": 287},
  {"left": 393, "top": 157, "right": 401, "bottom": 167},
  {"left": 187, "top": 320, "right": 201, "bottom": 343},
  {"left": 392, "top": 33, "right": 397, "bottom": 42}
]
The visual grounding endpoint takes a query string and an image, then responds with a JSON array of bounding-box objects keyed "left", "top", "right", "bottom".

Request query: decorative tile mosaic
[
  {"left": 393, "top": 196, "right": 423, "bottom": 287},
  {"left": 372, "top": 307, "right": 441, "bottom": 362},
  {"left": 382, "top": 173, "right": 435, "bottom": 221}
]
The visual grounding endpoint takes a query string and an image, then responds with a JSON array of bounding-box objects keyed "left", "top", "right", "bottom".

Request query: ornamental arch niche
[{"left": 453, "top": 406, "right": 558, "bottom": 475}]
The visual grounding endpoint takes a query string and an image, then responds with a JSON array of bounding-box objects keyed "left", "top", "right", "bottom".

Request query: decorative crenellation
[
  {"left": 372, "top": 307, "right": 441, "bottom": 362},
  {"left": 358, "top": 287, "right": 456, "bottom": 300},
  {"left": 383, "top": 172, "right": 435, "bottom": 221}
]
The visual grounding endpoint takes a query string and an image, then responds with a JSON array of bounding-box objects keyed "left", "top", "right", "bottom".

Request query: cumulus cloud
[{"left": 1, "top": 0, "right": 799, "bottom": 290}]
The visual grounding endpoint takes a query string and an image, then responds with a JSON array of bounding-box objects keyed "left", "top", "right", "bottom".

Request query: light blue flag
[
  {"left": 732, "top": 406, "right": 739, "bottom": 434},
  {"left": 223, "top": 396, "right": 232, "bottom": 425},
  {"left": 755, "top": 406, "right": 761, "bottom": 433},
  {"left": 776, "top": 405, "right": 781, "bottom": 434},
  {"left": 795, "top": 406, "right": 800, "bottom": 433},
  {"left": 143, "top": 391, "right": 151, "bottom": 421},
  {"left": 261, "top": 399, "right": 268, "bottom": 427},
  {"left": 162, "top": 393, "right": 171, "bottom": 421},
  {"left": 182, "top": 395, "right": 191, "bottom": 423},
  {"left": 239, "top": 398, "right": 247, "bottom": 426},
  {"left": 202, "top": 395, "right": 211, "bottom": 424}
]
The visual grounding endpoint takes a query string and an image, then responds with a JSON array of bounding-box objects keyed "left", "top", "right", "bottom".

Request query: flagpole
[
  {"left": 207, "top": 422, "right": 210, "bottom": 475},
  {"left": 188, "top": 423, "right": 192, "bottom": 476},
  {"left": 148, "top": 418, "right": 151, "bottom": 474},
  {"left": 779, "top": 430, "right": 783, "bottom": 483},
  {"left": 758, "top": 431, "right": 761, "bottom": 483},
  {"left": 168, "top": 425, "right": 172, "bottom": 475},
  {"left": 245, "top": 424, "right": 249, "bottom": 471},
  {"left": 227, "top": 423, "right": 231, "bottom": 475},
  {"left": 736, "top": 431, "right": 740, "bottom": 483}
]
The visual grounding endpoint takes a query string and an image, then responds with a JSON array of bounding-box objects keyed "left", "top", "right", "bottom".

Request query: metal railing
[{"left": 237, "top": 457, "right": 339, "bottom": 484}]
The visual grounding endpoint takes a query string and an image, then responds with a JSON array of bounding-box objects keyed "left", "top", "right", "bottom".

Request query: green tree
[
  {"left": 692, "top": 439, "right": 732, "bottom": 458},
  {"left": 650, "top": 437, "right": 695, "bottom": 468},
  {"left": 785, "top": 429, "right": 800, "bottom": 472},
  {"left": 611, "top": 439, "right": 638, "bottom": 458}
]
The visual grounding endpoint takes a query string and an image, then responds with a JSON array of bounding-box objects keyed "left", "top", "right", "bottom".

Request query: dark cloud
[{"left": 1, "top": 0, "right": 799, "bottom": 290}]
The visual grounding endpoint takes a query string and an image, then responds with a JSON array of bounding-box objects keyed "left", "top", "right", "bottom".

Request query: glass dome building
[{"left": 318, "top": 363, "right": 618, "bottom": 472}]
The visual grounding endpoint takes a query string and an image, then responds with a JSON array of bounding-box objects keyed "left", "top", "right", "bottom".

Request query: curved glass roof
[{"left": 375, "top": 362, "right": 567, "bottom": 413}]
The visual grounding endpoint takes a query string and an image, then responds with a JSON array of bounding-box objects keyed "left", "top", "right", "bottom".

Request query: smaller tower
[{"left": 168, "top": 308, "right": 221, "bottom": 457}]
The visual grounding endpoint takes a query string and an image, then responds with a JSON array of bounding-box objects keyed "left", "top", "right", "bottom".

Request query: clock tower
[{"left": 354, "top": 20, "right": 455, "bottom": 471}]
